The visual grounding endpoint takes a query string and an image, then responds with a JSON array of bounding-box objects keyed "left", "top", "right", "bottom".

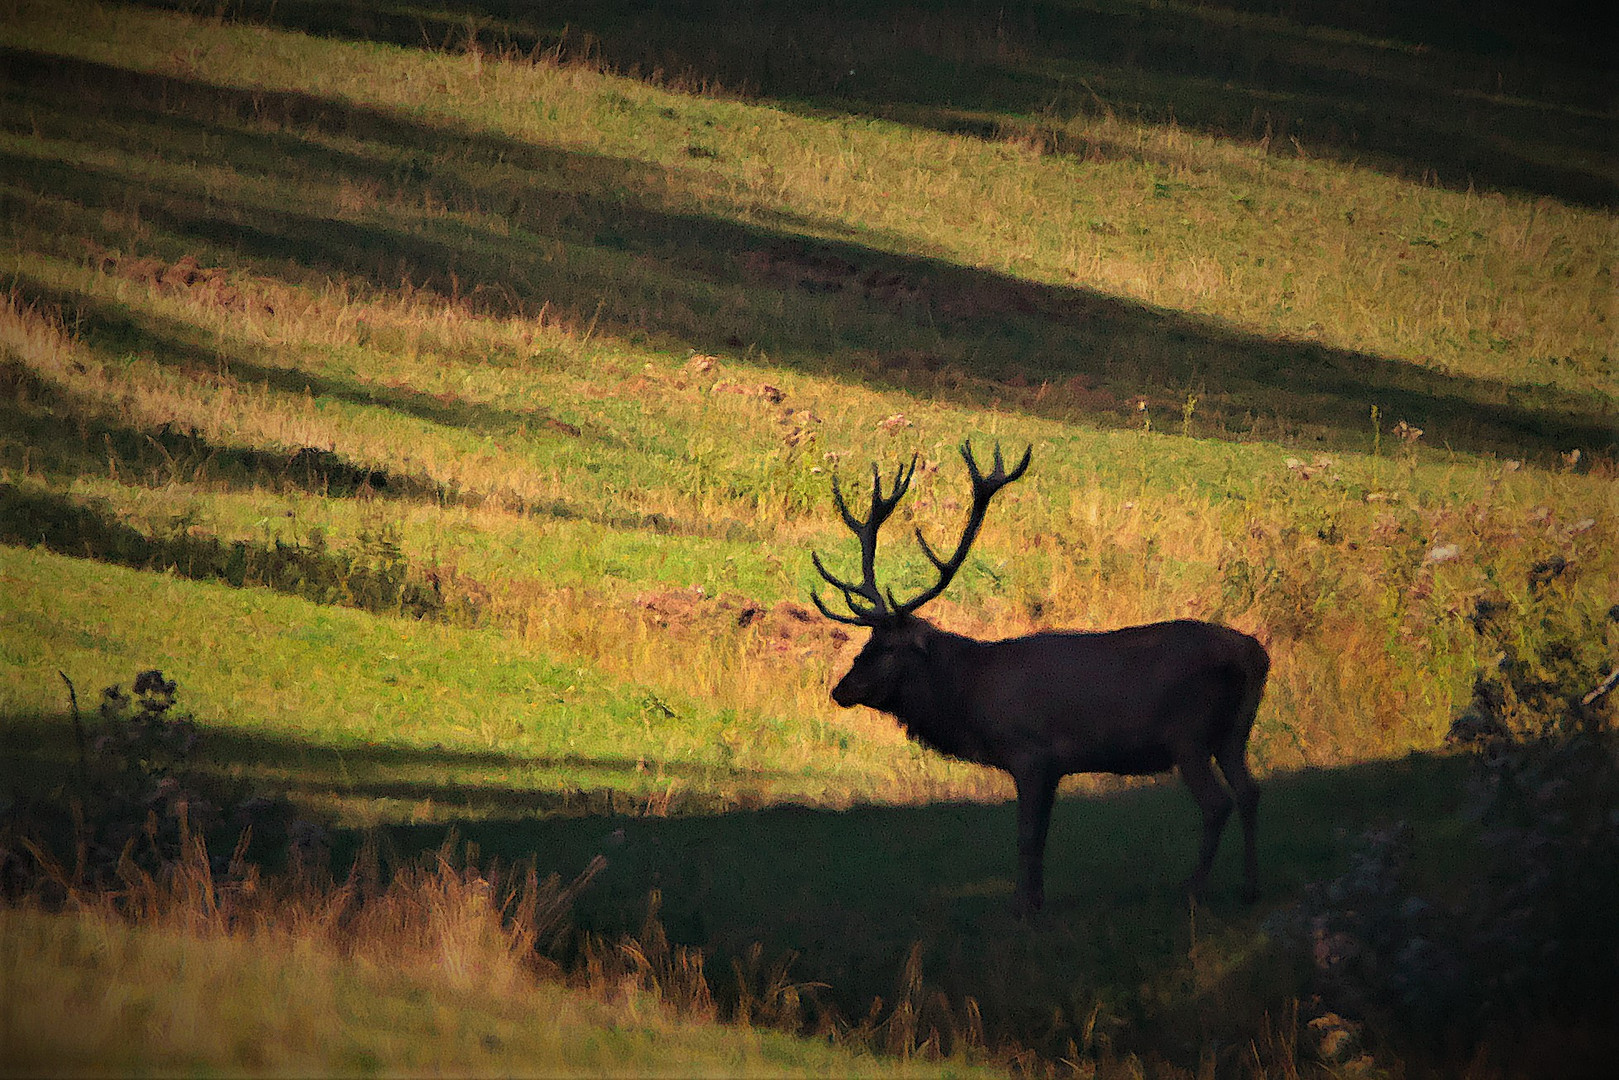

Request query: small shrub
[
  {"left": 1449, "top": 558, "right": 1614, "bottom": 744},
  {"left": 0, "top": 670, "right": 292, "bottom": 903},
  {"left": 74, "top": 669, "right": 216, "bottom": 889}
]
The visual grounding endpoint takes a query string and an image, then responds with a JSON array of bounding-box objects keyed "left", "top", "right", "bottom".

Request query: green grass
[
  {"left": 0, "top": 544, "right": 949, "bottom": 818},
  {"left": 0, "top": 0, "right": 1614, "bottom": 1075}
]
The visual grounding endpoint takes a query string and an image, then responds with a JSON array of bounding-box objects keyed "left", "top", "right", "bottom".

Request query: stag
[{"left": 812, "top": 442, "right": 1269, "bottom": 913}]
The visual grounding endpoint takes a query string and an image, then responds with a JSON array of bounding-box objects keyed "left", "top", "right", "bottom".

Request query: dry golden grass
[{"left": 0, "top": 831, "right": 1004, "bottom": 1077}]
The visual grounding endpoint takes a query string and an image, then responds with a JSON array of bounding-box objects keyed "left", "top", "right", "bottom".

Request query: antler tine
[
  {"left": 810, "top": 551, "right": 884, "bottom": 623},
  {"left": 894, "top": 440, "right": 1033, "bottom": 617},
  {"left": 1005, "top": 443, "right": 1033, "bottom": 481},
  {"left": 810, "top": 585, "right": 873, "bottom": 626},
  {"left": 826, "top": 470, "right": 863, "bottom": 533},
  {"left": 962, "top": 438, "right": 1032, "bottom": 489},
  {"left": 829, "top": 458, "right": 916, "bottom": 532},
  {"left": 811, "top": 454, "right": 920, "bottom": 625}
]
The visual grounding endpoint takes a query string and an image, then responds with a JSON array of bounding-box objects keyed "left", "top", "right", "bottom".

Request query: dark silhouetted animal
[{"left": 813, "top": 442, "right": 1269, "bottom": 913}]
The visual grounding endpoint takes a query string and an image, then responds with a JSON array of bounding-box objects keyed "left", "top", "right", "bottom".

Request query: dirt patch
[
  {"left": 93, "top": 247, "right": 272, "bottom": 315},
  {"left": 540, "top": 416, "right": 582, "bottom": 437},
  {"left": 633, "top": 586, "right": 850, "bottom": 655},
  {"left": 738, "top": 245, "right": 930, "bottom": 313},
  {"left": 711, "top": 380, "right": 784, "bottom": 403}
]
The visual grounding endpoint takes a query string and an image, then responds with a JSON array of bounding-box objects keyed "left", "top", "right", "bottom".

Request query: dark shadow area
[
  {"left": 8, "top": 273, "right": 603, "bottom": 453},
  {"left": 0, "top": 355, "right": 437, "bottom": 501},
  {"left": 9, "top": 700, "right": 1618, "bottom": 1074},
  {"left": 4, "top": 278, "right": 753, "bottom": 541},
  {"left": 15, "top": 700, "right": 1610, "bottom": 1073},
  {"left": 0, "top": 712, "right": 792, "bottom": 823},
  {"left": 361, "top": 752, "right": 1490, "bottom": 1067},
  {"left": 0, "top": 482, "right": 452, "bottom": 618},
  {"left": 4, "top": 49, "right": 1611, "bottom": 463},
  {"left": 125, "top": 0, "right": 1617, "bottom": 208}
]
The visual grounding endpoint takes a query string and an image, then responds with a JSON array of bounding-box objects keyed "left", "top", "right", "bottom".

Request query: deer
[{"left": 811, "top": 441, "right": 1269, "bottom": 915}]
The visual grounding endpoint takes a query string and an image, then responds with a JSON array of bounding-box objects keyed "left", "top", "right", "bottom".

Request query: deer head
[{"left": 813, "top": 441, "right": 1032, "bottom": 709}]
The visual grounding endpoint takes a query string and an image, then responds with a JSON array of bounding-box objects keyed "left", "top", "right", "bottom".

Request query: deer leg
[
  {"left": 1012, "top": 764, "right": 1059, "bottom": 917},
  {"left": 1214, "top": 738, "right": 1261, "bottom": 902},
  {"left": 1177, "top": 754, "right": 1232, "bottom": 900}
]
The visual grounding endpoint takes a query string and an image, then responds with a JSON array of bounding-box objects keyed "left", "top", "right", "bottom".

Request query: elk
[{"left": 812, "top": 442, "right": 1269, "bottom": 914}]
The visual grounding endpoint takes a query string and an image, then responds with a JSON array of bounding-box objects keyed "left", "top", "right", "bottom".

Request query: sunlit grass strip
[
  {"left": 0, "top": 542, "right": 992, "bottom": 821},
  {"left": 3, "top": 0, "right": 1610, "bottom": 400}
]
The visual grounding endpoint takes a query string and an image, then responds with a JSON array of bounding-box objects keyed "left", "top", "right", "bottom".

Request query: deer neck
[{"left": 888, "top": 626, "right": 982, "bottom": 759}]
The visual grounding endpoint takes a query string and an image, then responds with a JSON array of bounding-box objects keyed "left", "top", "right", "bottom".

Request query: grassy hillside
[{"left": 1, "top": 0, "right": 1614, "bottom": 1075}]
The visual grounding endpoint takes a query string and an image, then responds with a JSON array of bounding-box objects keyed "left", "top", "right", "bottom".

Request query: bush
[
  {"left": 1272, "top": 571, "right": 1619, "bottom": 1072},
  {"left": 0, "top": 670, "right": 293, "bottom": 904}
]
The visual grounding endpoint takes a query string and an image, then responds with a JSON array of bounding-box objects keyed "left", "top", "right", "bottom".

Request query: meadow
[{"left": 0, "top": 0, "right": 1614, "bottom": 1075}]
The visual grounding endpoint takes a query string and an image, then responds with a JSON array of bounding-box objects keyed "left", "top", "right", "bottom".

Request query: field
[{"left": 1, "top": 0, "right": 1615, "bottom": 1075}]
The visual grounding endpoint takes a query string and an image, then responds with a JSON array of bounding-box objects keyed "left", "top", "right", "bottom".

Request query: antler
[
  {"left": 810, "top": 456, "right": 919, "bottom": 625},
  {"left": 893, "top": 440, "right": 1031, "bottom": 617},
  {"left": 811, "top": 441, "right": 1031, "bottom": 625}
]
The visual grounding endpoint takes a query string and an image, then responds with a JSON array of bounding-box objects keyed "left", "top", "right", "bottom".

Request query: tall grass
[{"left": 1, "top": 826, "right": 1005, "bottom": 1077}]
